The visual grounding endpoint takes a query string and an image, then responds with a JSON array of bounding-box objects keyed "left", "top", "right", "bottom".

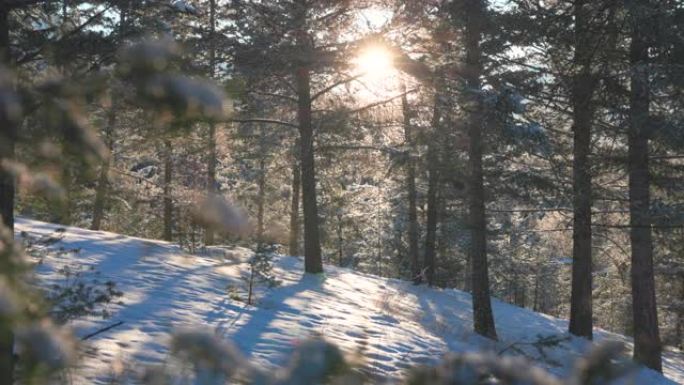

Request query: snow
[
  {"left": 170, "top": 0, "right": 198, "bottom": 15},
  {"left": 15, "top": 218, "right": 684, "bottom": 384}
]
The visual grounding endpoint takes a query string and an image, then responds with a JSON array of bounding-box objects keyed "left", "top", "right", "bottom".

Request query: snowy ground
[{"left": 15, "top": 218, "right": 684, "bottom": 384}]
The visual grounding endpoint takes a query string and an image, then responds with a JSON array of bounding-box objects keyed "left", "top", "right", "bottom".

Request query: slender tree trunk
[
  {"left": 464, "top": 0, "right": 497, "bottom": 340},
  {"left": 256, "top": 156, "right": 265, "bottom": 244},
  {"left": 205, "top": 123, "right": 218, "bottom": 245},
  {"left": 401, "top": 84, "right": 420, "bottom": 282},
  {"left": 677, "top": 279, "right": 684, "bottom": 351},
  {"left": 0, "top": 7, "right": 16, "bottom": 385},
  {"left": 289, "top": 156, "right": 300, "bottom": 256},
  {"left": 162, "top": 139, "right": 173, "bottom": 242},
  {"left": 533, "top": 270, "right": 540, "bottom": 312},
  {"left": 463, "top": 251, "right": 472, "bottom": 293},
  {"left": 336, "top": 211, "right": 343, "bottom": 266},
  {"left": 424, "top": 89, "right": 443, "bottom": 287},
  {"left": 294, "top": 1, "right": 322, "bottom": 273},
  {"left": 92, "top": 0, "right": 129, "bottom": 232},
  {"left": 628, "top": 1, "right": 661, "bottom": 370},
  {"left": 0, "top": 9, "right": 13, "bottom": 233},
  {"left": 205, "top": 0, "right": 218, "bottom": 245},
  {"left": 569, "top": 0, "right": 595, "bottom": 340},
  {"left": 0, "top": 7, "right": 15, "bottom": 382},
  {"left": 424, "top": 153, "right": 438, "bottom": 287},
  {"left": 91, "top": 102, "right": 116, "bottom": 230}
]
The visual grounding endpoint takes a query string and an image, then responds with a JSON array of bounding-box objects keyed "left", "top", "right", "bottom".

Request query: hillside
[{"left": 16, "top": 218, "right": 684, "bottom": 384}]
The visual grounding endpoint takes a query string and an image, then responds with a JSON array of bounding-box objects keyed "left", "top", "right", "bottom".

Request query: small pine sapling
[{"left": 246, "top": 244, "right": 280, "bottom": 305}]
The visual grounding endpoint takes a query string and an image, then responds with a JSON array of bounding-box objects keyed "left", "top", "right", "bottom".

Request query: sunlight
[
  {"left": 354, "top": 45, "right": 395, "bottom": 82},
  {"left": 352, "top": 45, "right": 400, "bottom": 102}
]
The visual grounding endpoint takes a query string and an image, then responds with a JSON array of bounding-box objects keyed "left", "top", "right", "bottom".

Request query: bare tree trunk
[
  {"left": 91, "top": 102, "right": 116, "bottom": 230},
  {"left": 92, "top": 0, "right": 128, "bottom": 232},
  {"left": 0, "top": 7, "right": 15, "bottom": 382},
  {"left": 569, "top": 0, "right": 596, "bottom": 340},
  {"left": 464, "top": 0, "right": 497, "bottom": 340},
  {"left": 628, "top": 1, "right": 661, "bottom": 371},
  {"left": 424, "top": 89, "right": 444, "bottom": 287},
  {"left": 256, "top": 156, "right": 265, "bottom": 244},
  {"left": 424, "top": 155, "right": 438, "bottom": 287},
  {"left": 677, "top": 279, "right": 684, "bottom": 351},
  {"left": 162, "top": 139, "right": 173, "bottom": 242},
  {"left": 401, "top": 83, "right": 420, "bottom": 282},
  {"left": 0, "top": 10, "right": 13, "bottom": 233},
  {"left": 296, "top": 70, "right": 323, "bottom": 274},
  {"left": 205, "top": 0, "right": 218, "bottom": 245},
  {"left": 336, "top": 210, "right": 343, "bottom": 266},
  {"left": 294, "top": 1, "right": 322, "bottom": 273},
  {"left": 289, "top": 156, "right": 300, "bottom": 256}
]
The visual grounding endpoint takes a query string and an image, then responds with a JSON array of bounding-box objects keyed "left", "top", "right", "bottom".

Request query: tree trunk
[
  {"left": 336, "top": 211, "right": 343, "bottom": 266},
  {"left": 256, "top": 156, "right": 265, "bottom": 244},
  {"left": 294, "top": 1, "right": 322, "bottom": 274},
  {"left": 401, "top": 84, "right": 420, "bottom": 282},
  {"left": 424, "top": 88, "right": 444, "bottom": 287},
  {"left": 0, "top": 7, "right": 15, "bottom": 382},
  {"left": 91, "top": 0, "right": 130, "bottom": 233},
  {"left": 628, "top": 1, "right": 661, "bottom": 371},
  {"left": 464, "top": 0, "right": 497, "bottom": 340},
  {"left": 162, "top": 139, "right": 173, "bottom": 242},
  {"left": 289, "top": 156, "right": 300, "bottom": 256},
  {"left": 569, "top": 0, "right": 595, "bottom": 340},
  {"left": 205, "top": 0, "right": 218, "bottom": 245},
  {"left": 424, "top": 150, "right": 438, "bottom": 287},
  {"left": 296, "top": 67, "right": 323, "bottom": 274},
  {"left": 677, "top": 279, "right": 684, "bottom": 351},
  {"left": 0, "top": 9, "right": 12, "bottom": 233},
  {"left": 91, "top": 101, "right": 116, "bottom": 231}
]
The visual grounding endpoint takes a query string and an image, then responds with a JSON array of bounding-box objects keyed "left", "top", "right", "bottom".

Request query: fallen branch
[{"left": 81, "top": 321, "right": 124, "bottom": 341}]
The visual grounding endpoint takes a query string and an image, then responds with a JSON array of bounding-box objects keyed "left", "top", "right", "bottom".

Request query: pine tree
[
  {"left": 462, "top": 0, "right": 497, "bottom": 340},
  {"left": 568, "top": 0, "right": 601, "bottom": 340},
  {"left": 627, "top": 0, "right": 662, "bottom": 371}
]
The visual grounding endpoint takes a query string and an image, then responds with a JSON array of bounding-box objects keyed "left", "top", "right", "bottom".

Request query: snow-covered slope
[{"left": 15, "top": 218, "right": 684, "bottom": 384}]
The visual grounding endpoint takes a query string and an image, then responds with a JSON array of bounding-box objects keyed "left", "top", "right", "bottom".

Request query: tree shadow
[{"left": 225, "top": 273, "right": 329, "bottom": 364}]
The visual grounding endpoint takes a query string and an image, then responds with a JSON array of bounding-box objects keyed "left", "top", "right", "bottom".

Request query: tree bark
[
  {"left": 424, "top": 168, "right": 438, "bottom": 286},
  {"left": 289, "top": 156, "right": 300, "bottom": 256},
  {"left": 424, "top": 107, "right": 439, "bottom": 287},
  {"left": 677, "top": 279, "right": 684, "bottom": 351},
  {"left": 336, "top": 210, "right": 343, "bottom": 266},
  {"left": 569, "top": 0, "right": 596, "bottom": 340},
  {"left": 91, "top": 101, "right": 116, "bottom": 231},
  {"left": 0, "top": 7, "right": 15, "bottom": 383},
  {"left": 162, "top": 139, "right": 173, "bottom": 242},
  {"left": 294, "top": 1, "right": 322, "bottom": 274},
  {"left": 91, "top": 0, "right": 129, "bottom": 232},
  {"left": 256, "top": 156, "right": 265, "bottom": 244},
  {"left": 401, "top": 83, "right": 420, "bottom": 282},
  {"left": 464, "top": 0, "right": 497, "bottom": 340},
  {"left": 628, "top": 0, "right": 662, "bottom": 371},
  {"left": 296, "top": 67, "right": 323, "bottom": 273},
  {"left": 0, "top": 8, "right": 13, "bottom": 232},
  {"left": 205, "top": 0, "right": 218, "bottom": 245}
]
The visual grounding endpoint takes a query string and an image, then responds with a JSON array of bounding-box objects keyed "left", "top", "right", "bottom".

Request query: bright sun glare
[
  {"left": 354, "top": 45, "right": 395, "bottom": 82},
  {"left": 352, "top": 45, "right": 399, "bottom": 103}
]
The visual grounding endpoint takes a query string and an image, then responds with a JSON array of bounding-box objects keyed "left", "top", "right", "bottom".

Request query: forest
[{"left": 0, "top": 0, "right": 683, "bottom": 384}]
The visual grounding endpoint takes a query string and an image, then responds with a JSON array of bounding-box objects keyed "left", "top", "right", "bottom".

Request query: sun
[{"left": 354, "top": 45, "right": 395, "bottom": 83}]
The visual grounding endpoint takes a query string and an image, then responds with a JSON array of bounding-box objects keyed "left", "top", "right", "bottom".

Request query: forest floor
[{"left": 15, "top": 218, "right": 684, "bottom": 384}]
